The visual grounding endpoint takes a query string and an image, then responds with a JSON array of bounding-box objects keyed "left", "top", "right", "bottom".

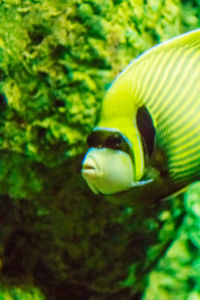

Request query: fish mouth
[
  {"left": 82, "top": 158, "right": 99, "bottom": 178},
  {"left": 82, "top": 163, "right": 96, "bottom": 171},
  {"left": 82, "top": 161, "right": 101, "bottom": 194}
]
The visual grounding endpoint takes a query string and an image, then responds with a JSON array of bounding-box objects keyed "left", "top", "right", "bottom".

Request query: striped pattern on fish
[{"left": 98, "top": 29, "right": 200, "bottom": 184}]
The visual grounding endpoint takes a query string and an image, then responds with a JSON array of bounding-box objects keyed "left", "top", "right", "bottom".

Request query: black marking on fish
[{"left": 136, "top": 105, "right": 155, "bottom": 156}]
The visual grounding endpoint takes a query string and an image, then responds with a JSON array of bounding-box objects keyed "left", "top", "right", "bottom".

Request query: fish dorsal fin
[{"left": 137, "top": 29, "right": 200, "bottom": 60}]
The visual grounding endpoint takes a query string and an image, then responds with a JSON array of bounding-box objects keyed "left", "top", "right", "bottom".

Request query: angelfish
[{"left": 82, "top": 29, "right": 200, "bottom": 202}]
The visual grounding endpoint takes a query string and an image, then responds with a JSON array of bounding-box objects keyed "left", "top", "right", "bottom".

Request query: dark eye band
[
  {"left": 87, "top": 130, "right": 134, "bottom": 159},
  {"left": 105, "top": 135, "right": 122, "bottom": 149}
]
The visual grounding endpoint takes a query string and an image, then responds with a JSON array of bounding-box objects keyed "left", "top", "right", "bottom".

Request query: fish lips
[
  {"left": 82, "top": 157, "right": 103, "bottom": 179},
  {"left": 82, "top": 157, "right": 102, "bottom": 194}
]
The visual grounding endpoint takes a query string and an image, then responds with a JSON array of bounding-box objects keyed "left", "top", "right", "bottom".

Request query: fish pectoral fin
[
  {"left": 104, "top": 175, "right": 185, "bottom": 207},
  {"left": 130, "top": 178, "right": 153, "bottom": 187},
  {"left": 149, "top": 142, "right": 169, "bottom": 177}
]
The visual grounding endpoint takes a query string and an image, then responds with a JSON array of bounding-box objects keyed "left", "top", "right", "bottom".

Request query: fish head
[{"left": 82, "top": 147, "right": 135, "bottom": 195}]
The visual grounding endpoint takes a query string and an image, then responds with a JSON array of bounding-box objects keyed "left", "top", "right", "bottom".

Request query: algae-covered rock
[
  {"left": 0, "top": 286, "right": 44, "bottom": 300},
  {"left": 0, "top": 0, "right": 199, "bottom": 299},
  {"left": 143, "top": 182, "right": 200, "bottom": 300},
  {"left": 0, "top": 0, "right": 184, "bottom": 167}
]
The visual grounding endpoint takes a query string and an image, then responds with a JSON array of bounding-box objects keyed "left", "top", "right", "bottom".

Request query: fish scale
[{"left": 98, "top": 29, "right": 200, "bottom": 184}]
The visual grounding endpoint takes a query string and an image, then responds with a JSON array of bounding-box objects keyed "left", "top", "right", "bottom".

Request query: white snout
[
  {"left": 82, "top": 148, "right": 135, "bottom": 195},
  {"left": 82, "top": 155, "right": 102, "bottom": 179}
]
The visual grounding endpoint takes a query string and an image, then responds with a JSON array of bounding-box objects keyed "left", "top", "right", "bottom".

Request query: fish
[{"left": 82, "top": 29, "right": 200, "bottom": 204}]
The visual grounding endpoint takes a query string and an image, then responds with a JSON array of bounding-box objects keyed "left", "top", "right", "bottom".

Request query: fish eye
[
  {"left": 105, "top": 135, "right": 122, "bottom": 149},
  {"left": 87, "top": 133, "right": 97, "bottom": 147},
  {"left": 87, "top": 130, "right": 124, "bottom": 150},
  {"left": 87, "top": 132, "right": 104, "bottom": 149}
]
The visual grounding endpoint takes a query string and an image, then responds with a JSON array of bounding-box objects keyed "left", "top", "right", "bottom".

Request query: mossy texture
[
  {"left": 143, "top": 182, "right": 200, "bottom": 300},
  {"left": 0, "top": 285, "right": 44, "bottom": 300},
  {"left": 0, "top": 0, "right": 199, "bottom": 299}
]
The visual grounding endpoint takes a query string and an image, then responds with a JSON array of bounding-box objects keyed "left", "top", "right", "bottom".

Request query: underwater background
[{"left": 0, "top": 0, "right": 200, "bottom": 299}]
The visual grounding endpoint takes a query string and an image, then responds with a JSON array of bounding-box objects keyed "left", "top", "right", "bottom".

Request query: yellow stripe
[
  {"left": 137, "top": 52, "right": 169, "bottom": 98},
  {"left": 168, "top": 85, "right": 200, "bottom": 143},
  {"left": 157, "top": 50, "right": 200, "bottom": 129},
  {"left": 171, "top": 132, "right": 200, "bottom": 154},
  {"left": 171, "top": 145, "right": 200, "bottom": 165},
  {"left": 138, "top": 48, "right": 175, "bottom": 109},
  {"left": 169, "top": 123, "right": 200, "bottom": 172},
  {"left": 171, "top": 161, "right": 200, "bottom": 176},
  {"left": 169, "top": 122, "right": 200, "bottom": 157},
  {"left": 128, "top": 33, "right": 198, "bottom": 108},
  {"left": 134, "top": 29, "right": 200, "bottom": 65},
  {"left": 147, "top": 47, "right": 188, "bottom": 115},
  {"left": 150, "top": 43, "right": 200, "bottom": 118},
  {"left": 130, "top": 55, "right": 158, "bottom": 106},
  {"left": 170, "top": 122, "right": 200, "bottom": 153},
  {"left": 175, "top": 161, "right": 200, "bottom": 174},
  {"left": 143, "top": 40, "right": 200, "bottom": 112}
]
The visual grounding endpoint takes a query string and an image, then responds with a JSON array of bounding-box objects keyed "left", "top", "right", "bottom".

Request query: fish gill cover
[{"left": 0, "top": 0, "right": 199, "bottom": 299}]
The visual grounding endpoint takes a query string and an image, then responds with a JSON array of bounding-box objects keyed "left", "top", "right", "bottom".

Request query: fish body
[{"left": 82, "top": 29, "right": 200, "bottom": 199}]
